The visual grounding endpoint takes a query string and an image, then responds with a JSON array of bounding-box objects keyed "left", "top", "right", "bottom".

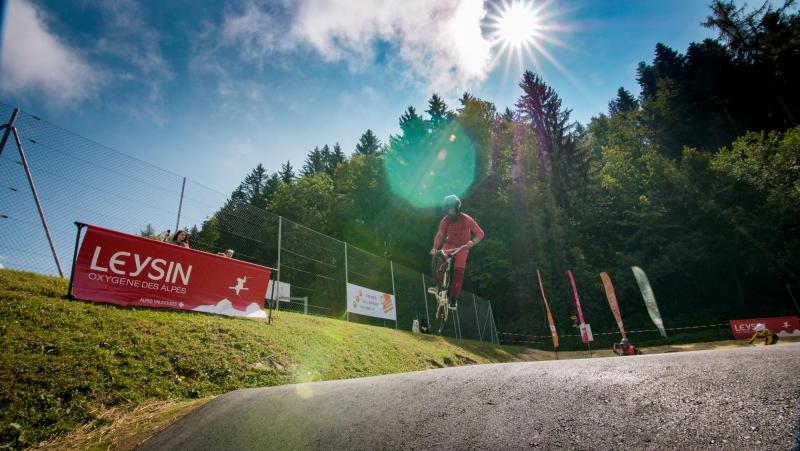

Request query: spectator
[
  {"left": 161, "top": 229, "right": 171, "bottom": 242},
  {"left": 217, "top": 249, "right": 235, "bottom": 258},
  {"left": 612, "top": 338, "right": 642, "bottom": 356},
  {"left": 170, "top": 229, "right": 190, "bottom": 248}
]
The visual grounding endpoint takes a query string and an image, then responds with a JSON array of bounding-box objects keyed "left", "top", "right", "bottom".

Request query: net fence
[{"left": 0, "top": 103, "right": 499, "bottom": 342}]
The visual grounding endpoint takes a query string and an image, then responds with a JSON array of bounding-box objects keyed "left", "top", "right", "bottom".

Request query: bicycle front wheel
[{"left": 435, "top": 299, "right": 449, "bottom": 334}]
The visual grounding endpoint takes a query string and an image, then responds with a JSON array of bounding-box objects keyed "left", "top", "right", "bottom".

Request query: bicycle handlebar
[{"left": 437, "top": 244, "right": 469, "bottom": 257}]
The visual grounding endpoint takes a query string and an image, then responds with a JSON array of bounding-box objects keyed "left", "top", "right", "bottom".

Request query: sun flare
[
  {"left": 485, "top": 0, "right": 572, "bottom": 80},
  {"left": 496, "top": 1, "right": 540, "bottom": 48}
]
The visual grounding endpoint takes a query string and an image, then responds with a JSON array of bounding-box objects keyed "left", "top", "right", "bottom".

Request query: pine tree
[
  {"left": 458, "top": 91, "right": 476, "bottom": 110},
  {"left": 301, "top": 146, "right": 325, "bottom": 176},
  {"left": 608, "top": 87, "right": 639, "bottom": 115},
  {"left": 279, "top": 160, "right": 295, "bottom": 183},
  {"left": 236, "top": 164, "right": 269, "bottom": 208},
  {"left": 398, "top": 106, "right": 425, "bottom": 142},
  {"left": 501, "top": 107, "right": 515, "bottom": 122},
  {"left": 355, "top": 129, "right": 381, "bottom": 156},
  {"left": 515, "top": 70, "right": 573, "bottom": 181},
  {"left": 329, "top": 142, "right": 346, "bottom": 173},
  {"left": 264, "top": 173, "right": 282, "bottom": 202},
  {"left": 426, "top": 93, "right": 450, "bottom": 129}
]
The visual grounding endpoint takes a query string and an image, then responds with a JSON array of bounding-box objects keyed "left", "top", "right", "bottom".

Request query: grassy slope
[{"left": 0, "top": 270, "right": 534, "bottom": 448}]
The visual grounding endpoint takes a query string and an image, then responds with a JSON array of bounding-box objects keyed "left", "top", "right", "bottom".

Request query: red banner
[
  {"left": 600, "top": 272, "right": 626, "bottom": 339},
  {"left": 567, "top": 270, "right": 590, "bottom": 344},
  {"left": 729, "top": 316, "right": 800, "bottom": 340},
  {"left": 72, "top": 225, "right": 272, "bottom": 318},
  {"left": 536, "top": 270, "right": 559, "bottom": 349}
]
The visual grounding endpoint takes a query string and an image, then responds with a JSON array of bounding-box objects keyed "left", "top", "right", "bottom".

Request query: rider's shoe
[
  {"left": 448, "top": 299, "right": 458, "bottom": 310},
  {"left": 427, "top": 286, "right": 438, "bottom": 295}
]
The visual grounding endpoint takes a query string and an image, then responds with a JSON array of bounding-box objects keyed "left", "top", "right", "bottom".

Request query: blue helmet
[{"left": 442, "top": 195, "right": 461, "bottom": 219}]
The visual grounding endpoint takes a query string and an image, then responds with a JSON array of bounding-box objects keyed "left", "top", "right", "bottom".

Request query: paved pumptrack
[{"left": 139, "top": 344, "right": 800, "bottom": 450}]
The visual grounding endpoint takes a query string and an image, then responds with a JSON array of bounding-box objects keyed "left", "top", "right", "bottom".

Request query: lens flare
[
  {"left": 384, "top": 121, "right": 476, "bottom": 209},
  {"left": 295, "top": 383, "right": 313, "bottom": 399}
]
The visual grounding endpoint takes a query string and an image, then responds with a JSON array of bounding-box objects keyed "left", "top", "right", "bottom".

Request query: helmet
[
  {"left": 442, "top": 195, "right": 461, "bottom": 220},
  {"left": 754, "top": 323, "right": 765, "bottom": 333},
  {"left": 620, "top": 338, "right": 630, "bottom": 345}
]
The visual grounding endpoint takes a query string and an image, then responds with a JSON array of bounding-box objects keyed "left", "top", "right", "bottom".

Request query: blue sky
[{"left": 0, "top": 0, "right": 717, "bottom": 196}]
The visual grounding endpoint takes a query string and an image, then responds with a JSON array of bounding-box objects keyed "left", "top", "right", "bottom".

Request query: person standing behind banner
[
  {"left": 170, "top": 229, "right": 190, "bottom": 248},
  {"left": 217, "top": 249, "right": 234, "bottom": 258}
]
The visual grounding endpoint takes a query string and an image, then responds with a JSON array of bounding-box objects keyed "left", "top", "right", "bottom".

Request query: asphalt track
[{"left": 139, "top": 343, "right": 800, "bottom": 450}]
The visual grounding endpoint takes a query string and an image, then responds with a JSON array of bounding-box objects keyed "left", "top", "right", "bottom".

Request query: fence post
[
  {"left": 174, "top": 177, "right": 186, "bottom": 233},
  {"left": 304, "top": 296, "right": 308, "bottom": 315},
  {"left": 344, "top": 241, "right": 349, "bottom": 322},
  {"left": 0, "top": 108, "right": 19, "bottom": 159},
  {"left": 488, "top": 300, "right": 498, "bottom": 344},
  {"left": 421, "top": 274, "right": 431, "bottom": 334},
  {"left": 12, "top": 126, "right": 64, "bottom": 278},
  {"left": 455, "top": 309, "right": 462, "bottom": 339},
  {"left": 276, "top": 216, "right": 282, "bottom": 311},
  {"left": 67, "top": 222, "right": 87, "bottom": 297},
  {"left": 472, "top": 293, "right": 482, "bottom": 342},
  {"left": 390, "top": 260, "right": 398, "bottom": 329}
]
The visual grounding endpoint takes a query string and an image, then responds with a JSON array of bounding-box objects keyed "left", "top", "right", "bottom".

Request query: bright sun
[
  {"left": 485, "top": 0, "right": 570, "bottom": 79},
  {"left": 496, "top": 1, "right": 540, "bottom": 48}
]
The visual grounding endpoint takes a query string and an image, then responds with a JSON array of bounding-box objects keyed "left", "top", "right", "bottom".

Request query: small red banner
[
  {"left": 729, "top": 316, "right": 800, "bottom": 340},
  {"left": 72, "top": 225, "right": 272, "bottom": 318}
]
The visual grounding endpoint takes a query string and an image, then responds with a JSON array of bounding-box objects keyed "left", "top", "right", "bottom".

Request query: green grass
[{"left": 0, "top": 269, "right": 532, "bottom": 449}]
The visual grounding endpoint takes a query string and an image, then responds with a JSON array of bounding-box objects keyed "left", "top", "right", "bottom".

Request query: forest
[{"left": 184, "top": 1, "right": 800, "bottom": 335}]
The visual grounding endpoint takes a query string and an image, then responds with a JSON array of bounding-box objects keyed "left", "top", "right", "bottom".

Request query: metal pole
[
  {"left": 787, "top": 283, "right": 800, "bottom": 316},
  {"left": 0, "top": 108, "right": 19, "bottom": 159},
  {"left": 304, "top": 296, "right": 308, "bottom": 315},
  {"left": 267, "top": 271, "right": 277, "bottom": 324},
  {"left": 488, "top": 300, "right": 498, "bottom": 344},
  {"left": 174, "top": 177, "right": 186, "bottom": 233},
  {"left": 456, "top": 309, "right": 462, "bottom": 339},
  {"left": 482, "top": 302, "right": 492, "bottom": 342},
  {"left": 344, "top": 241, "right": 349, "bottom": 322},
  {"left": 276, "top": 216, "right": 282, "bottom": 312},
  {"left": 390, "top": 260, "right": 398, "bottom": 329},
  {"left": 67, "top": 222, "right": 87, "bottom": 298},
  {"left": 421, "top": 273, "right": 431, "bottom": 333},
  {"left": 473, "top": 293, "right": 482, "bottom": 341},
  {"left": 13, "top": 127, "right": 64, "bottom": 278}
]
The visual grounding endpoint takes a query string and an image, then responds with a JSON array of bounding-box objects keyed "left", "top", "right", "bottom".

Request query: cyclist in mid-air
[
  {"left": 749, "top": 323, "right": 780, "bottom": 346},
  {"left": 430, "top": 195, "right": 484, "bottom": 308}
]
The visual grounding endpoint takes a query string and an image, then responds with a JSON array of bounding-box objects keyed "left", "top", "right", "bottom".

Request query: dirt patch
[{"left": 33, "top": 398, "right": 211, "bottom": 451}]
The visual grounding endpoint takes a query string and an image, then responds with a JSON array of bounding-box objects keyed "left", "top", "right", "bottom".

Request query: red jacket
[{"left": 433, "top": 213, "right": 485, "bottom": 249}]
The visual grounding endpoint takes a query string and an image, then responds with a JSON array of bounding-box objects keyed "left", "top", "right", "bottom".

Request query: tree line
[{"left": 186, "top": 1, "right": 800, "bottom": 335}]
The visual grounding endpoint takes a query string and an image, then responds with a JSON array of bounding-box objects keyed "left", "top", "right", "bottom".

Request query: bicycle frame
[{"left": 429, "top": 244, "right": 468, "bottom": 334}]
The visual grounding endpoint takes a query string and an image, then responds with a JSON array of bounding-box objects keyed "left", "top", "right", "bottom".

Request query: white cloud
[
  {"left": 0, "top": 0, "right": 106, "bottom": 104},
  {"left": 0, "top": 0, "right": 172, "bottom": 123},
  {"left": 221, "top": 1, "right": 286, "bottom": 68},
  {"left": 196, "top": 0, "right": 493, "bottom": 96},
  {"left": 193, "top": 299, "right": 266, "bottom": 318},
  {"left": 290, "top": 0, "right": 492, "bottom": 93}
]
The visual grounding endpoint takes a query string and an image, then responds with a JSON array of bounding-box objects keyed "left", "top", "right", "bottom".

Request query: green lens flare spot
[{"left": 384, "top": 121, "right": 476, "bottom": 209}]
